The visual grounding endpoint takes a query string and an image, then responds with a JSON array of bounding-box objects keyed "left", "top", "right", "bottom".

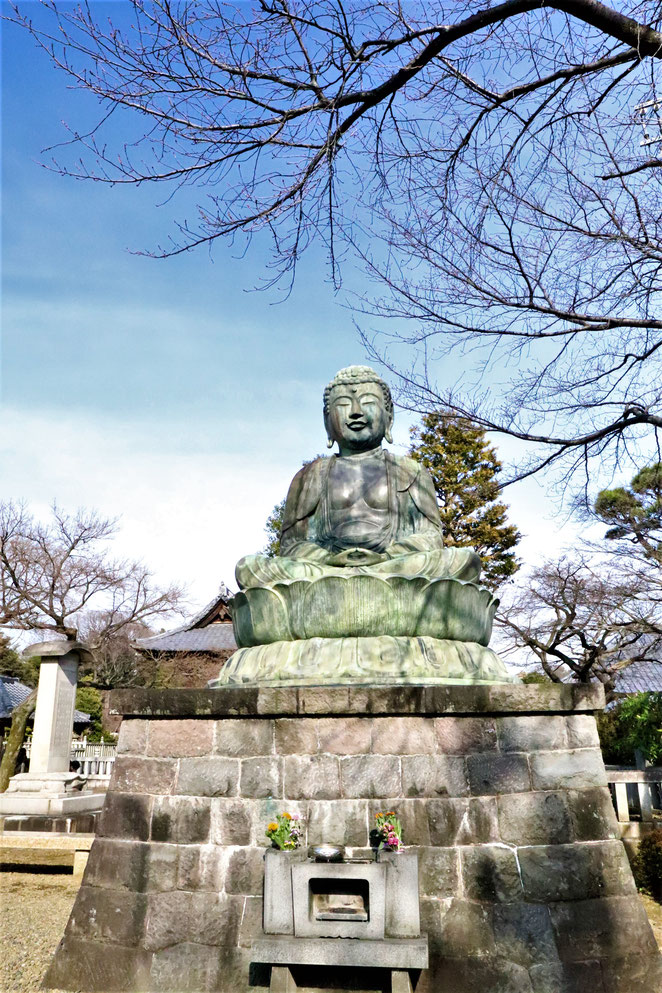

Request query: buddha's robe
[{"left": 236, "top": 451, "right": 480, "bottom": 589}]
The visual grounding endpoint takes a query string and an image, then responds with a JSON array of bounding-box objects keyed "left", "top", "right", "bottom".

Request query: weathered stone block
[
  {"left": 283, "top": 756, "right": 341, "bottom": 800},
  {"left": 117, "top": 719, "right": 148, "bottom": 755},
  {"left": 83, "top": 839, "right": 149, "bottom": 891},
  {"left": 98, "top": 793, "right": 152, "bottom": 842},
  {"left": 518, "top": 841, "right": 636, "bottom": 902},
  {"left": 529, "top": 960, "right": 605, "bottom": 993},
  {"left": 492, "top": 903, "right": 558, "bottom": 968},
  {"left": 225, "top": 847, "right": 264, "bottom": 895},
  {"left": 342, "top": 755, "right": 402, "bottom": 798},
  {"left": 434, "top": 716, "right": 498, "bottom": 754},
  {"left": 239, "top": 757, "right": 282, "bottom": 799},
  {"left": 145, "top": 891, "right": 196, "bottom": 950},
  {"left": 432, "top": 957, "right": 533, "bottom": 993},
  {"left": 144, "top": 843, "right": 180, "bottom": 893},
  {"left": 417, "top": 847, "right": 459, "bottom": 898},
  {"left": 194, "top": 891, "right": 242, "bottom": 946},
  {"left": 274, "top": 719, "right": 318, "bottom": 754},
  {"left": 601, "top": 953, "right": 662, "bottom": 993},
  {"left": 68, "top": 886, "right": 147, "bottom": 946},
  {"left": 401, "top": 755, "right": 468, "bottom": 798},
  {"left": 83, "top": 841, "right": 178, "bottom": 894},
  {"left": 112, "top": 757, "right": 177, "bottom": 795},
  {"left": 461, "top": 846, "right": 523, "bottom": 902},
  {"left": 427, "top": 797, "right": 499, "bottom": 846},
  {"left": 215, "top": 718, "right": 274, "bottom": 756},
  {"left": 151, "top": 796, "right": 211, "bottom": 845},
  {"left": 210, "top": 798, "right": 252, "bottom": 846},
  {"left": 567, "top": 787, "right": 620, "bottom": 841},
  {"left": 177, "top": 845, "right": 226, "bottom": 892},
  {"left": 550, "top": 895, "right": 660, "bottom": 962},
  {"left": 317, "top": 717, "right": 373, "bottom": 754},
  {"left": 565, "top": 714, "right": 600, "bottom": 750},
  {"left": 238, "top": 896, "right": 263, "bottom": 949},
  {"left": 176, "top": 757, "right": 239, "bottom": 797},
  {"left": 467, "top": 754, "right": 531, "bottom": 796},
  {"left": 297, "top": 687, "right": 351, "bottom": 714},
  {"left": 497, "top": 716, "right": 566, "bottom": 752},
  {"left": 148, "top": 719, "right": 214, "bottom": 757},
  {"left": 43, "top": 937, "right": 152, "bottom": 993},
  {"left": 372, "top": 717, "right": 437, "bottom": 754},
  {"left": 438, "top": 899, "right": 496, "bottom": 957},
  {"left": 306, "top": 799, "right": 368, "bottom": 847},
  {"left": 530, "top": 749, "right": 607, "bottom": 791},
  {"left": 497, "top": 792, "right": 573, "bottom": 846},
  {"left": 149, "top": 942, "right": 220, "bottom": 992}
]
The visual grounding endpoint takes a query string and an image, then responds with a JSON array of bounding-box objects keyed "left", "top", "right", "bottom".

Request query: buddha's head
[{"left": 323, "top": 365, "right": 394, "bottom": 453}]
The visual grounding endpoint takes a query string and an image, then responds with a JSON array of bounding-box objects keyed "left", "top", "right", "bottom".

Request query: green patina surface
[{"left": 221, "top": 366, "right": 512, "bottom": 686}]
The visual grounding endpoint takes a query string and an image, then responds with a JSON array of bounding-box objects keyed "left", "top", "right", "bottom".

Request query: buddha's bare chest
[{"left": 327, "top": 459, "right": 389, "bottom": 511}]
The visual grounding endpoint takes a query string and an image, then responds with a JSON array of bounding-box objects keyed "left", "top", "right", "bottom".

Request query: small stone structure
[
  {"left": 0, "top": 642, "right": 104, "bottom": 818},
  {"left": 253, "top": 850, "right": 427, "bottom": 990},
  {"left": 44, "top": 683, "right": 662, "bottom": 992}
]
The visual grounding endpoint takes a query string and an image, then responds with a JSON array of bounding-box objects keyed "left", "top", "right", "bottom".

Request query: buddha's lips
[{"left": 348, "top": 421, "right": 368, "bottom": 430}]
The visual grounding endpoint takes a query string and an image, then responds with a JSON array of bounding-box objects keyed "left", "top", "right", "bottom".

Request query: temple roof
[
  {"left": 0, "top": 675, "right": 90, "bottom": 723},
  {"left": 612, "top": 661, "right": 662, "bottom": 695},
  {"left": 133, "top": 584, "right": 237, "bottom": 655}
]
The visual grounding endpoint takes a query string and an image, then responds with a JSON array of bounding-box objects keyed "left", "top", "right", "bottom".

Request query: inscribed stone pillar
[{"left": 28, "top": 642, "right": 81, "bottom": 774}]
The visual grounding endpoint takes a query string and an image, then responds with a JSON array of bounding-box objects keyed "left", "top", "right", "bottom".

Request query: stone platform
[{"left": 44, "top": 684, "right": 662, "bottom": 993}]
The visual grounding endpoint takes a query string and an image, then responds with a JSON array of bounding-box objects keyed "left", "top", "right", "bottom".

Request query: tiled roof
[
  {"left": 134, "top": 622, "right": 237, "bottom": 654},
  {"left": 613, "top": 661, "right": 662, "bottom": 694},
  {"left": 0, "top": 676, "right": 90, "bottom": 723}
]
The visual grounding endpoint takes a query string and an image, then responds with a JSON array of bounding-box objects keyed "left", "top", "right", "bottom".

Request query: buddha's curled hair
[{"left": 323, "top": 365, "right": 393, "bottom": 416}]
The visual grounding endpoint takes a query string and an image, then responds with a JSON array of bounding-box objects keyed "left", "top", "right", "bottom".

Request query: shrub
[
  {"left": 631, "top": 828, "right": 662, "bottom": 902},
  {"left": 597, "top": 692, "right": 662, "bottom": 766}
]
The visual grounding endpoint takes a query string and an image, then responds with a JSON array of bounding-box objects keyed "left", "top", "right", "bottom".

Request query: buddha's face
[{"left": 325, "top": 381, "right": 392, "bottom": 453}]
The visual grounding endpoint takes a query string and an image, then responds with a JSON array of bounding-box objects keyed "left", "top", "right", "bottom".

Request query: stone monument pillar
[
  {"left": 29, "top": 641, "right": 79, "bottom": 775},
  {"left": 0, "top": 641, "right": 105, "bottom": 818}
]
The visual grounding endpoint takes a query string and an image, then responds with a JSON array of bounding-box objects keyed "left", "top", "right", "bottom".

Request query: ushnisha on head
[{"left": 323, "top": 365, "right": 394, "bottom": 453}]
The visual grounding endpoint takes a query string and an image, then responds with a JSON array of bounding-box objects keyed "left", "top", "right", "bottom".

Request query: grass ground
[{"left": 1, "top": 870, "right": 662, "bottom": 993}]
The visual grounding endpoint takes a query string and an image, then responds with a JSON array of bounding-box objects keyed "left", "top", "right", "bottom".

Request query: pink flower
[{"left": 291, "top": 814, "right": 301, "bottom": 821}]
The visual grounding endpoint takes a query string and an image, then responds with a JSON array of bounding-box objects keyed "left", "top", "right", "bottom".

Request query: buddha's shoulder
[
  {"left": 286, "top": 456, "right": 330, "bottom": 496},
  {"left": 388, "top": 453, "right": 427, "bottom": 488}
]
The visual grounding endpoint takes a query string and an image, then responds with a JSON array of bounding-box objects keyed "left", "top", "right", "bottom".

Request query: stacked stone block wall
[{"left": 45, "top": 686, "right": 662, "bottom": 993}]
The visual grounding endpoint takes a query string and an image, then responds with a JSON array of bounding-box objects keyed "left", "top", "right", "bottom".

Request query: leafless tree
[
  {"left": 0, "top": 501, "right": 185, "bottom": 647},
  {"left": 497, "top": 555, "right": 662, "bottom": 697},
  {"left": 10, "top": 1, "right": 662, "bottom": 483}
]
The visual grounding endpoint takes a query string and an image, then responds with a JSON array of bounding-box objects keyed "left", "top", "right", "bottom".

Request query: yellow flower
[
  {"left": 375, "top": 812, "right": 383, "bottom": 818},
  {"left": 282, "top": 812, "right": 292, "bottom": 820},
  {"left": 267, "top": 822, "right": 278, "bottom": 832}
]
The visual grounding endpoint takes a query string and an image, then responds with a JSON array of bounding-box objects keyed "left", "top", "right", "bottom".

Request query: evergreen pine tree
[
  {"left": 409, "top": 412, "right": 521, "bottom": 588},
  {"left": 595, "top": 463, "right": 662, "bottom": 565},
  {"left": 263, "top": 501, "right": 285, "bottom": 558}
]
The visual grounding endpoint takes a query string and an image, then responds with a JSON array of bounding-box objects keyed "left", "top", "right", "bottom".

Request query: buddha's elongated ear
[
  {"left": 384, "top": 411, "right": 394, "bottom": 445},
  {"left": 326, "top": 436, "right": 335, "bottom": 449}
]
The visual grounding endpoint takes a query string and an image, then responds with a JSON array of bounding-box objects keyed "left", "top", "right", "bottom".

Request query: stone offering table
[{"left": 44, "top": 682, "right": 662, "bottom": 993}]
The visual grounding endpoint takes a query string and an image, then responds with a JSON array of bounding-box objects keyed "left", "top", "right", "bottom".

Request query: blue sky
[{"left": 1, "top": 3, "right": 593, "bottom": 622}]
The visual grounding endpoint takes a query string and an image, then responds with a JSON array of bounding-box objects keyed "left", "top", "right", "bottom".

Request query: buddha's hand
[{"left": 327, "top": 548, "right": 384, "bottom": 567}]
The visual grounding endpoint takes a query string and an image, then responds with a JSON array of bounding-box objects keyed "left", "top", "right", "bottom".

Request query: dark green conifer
[{"left": 409, "top": 412, "right": 521, "bottom": 589}]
